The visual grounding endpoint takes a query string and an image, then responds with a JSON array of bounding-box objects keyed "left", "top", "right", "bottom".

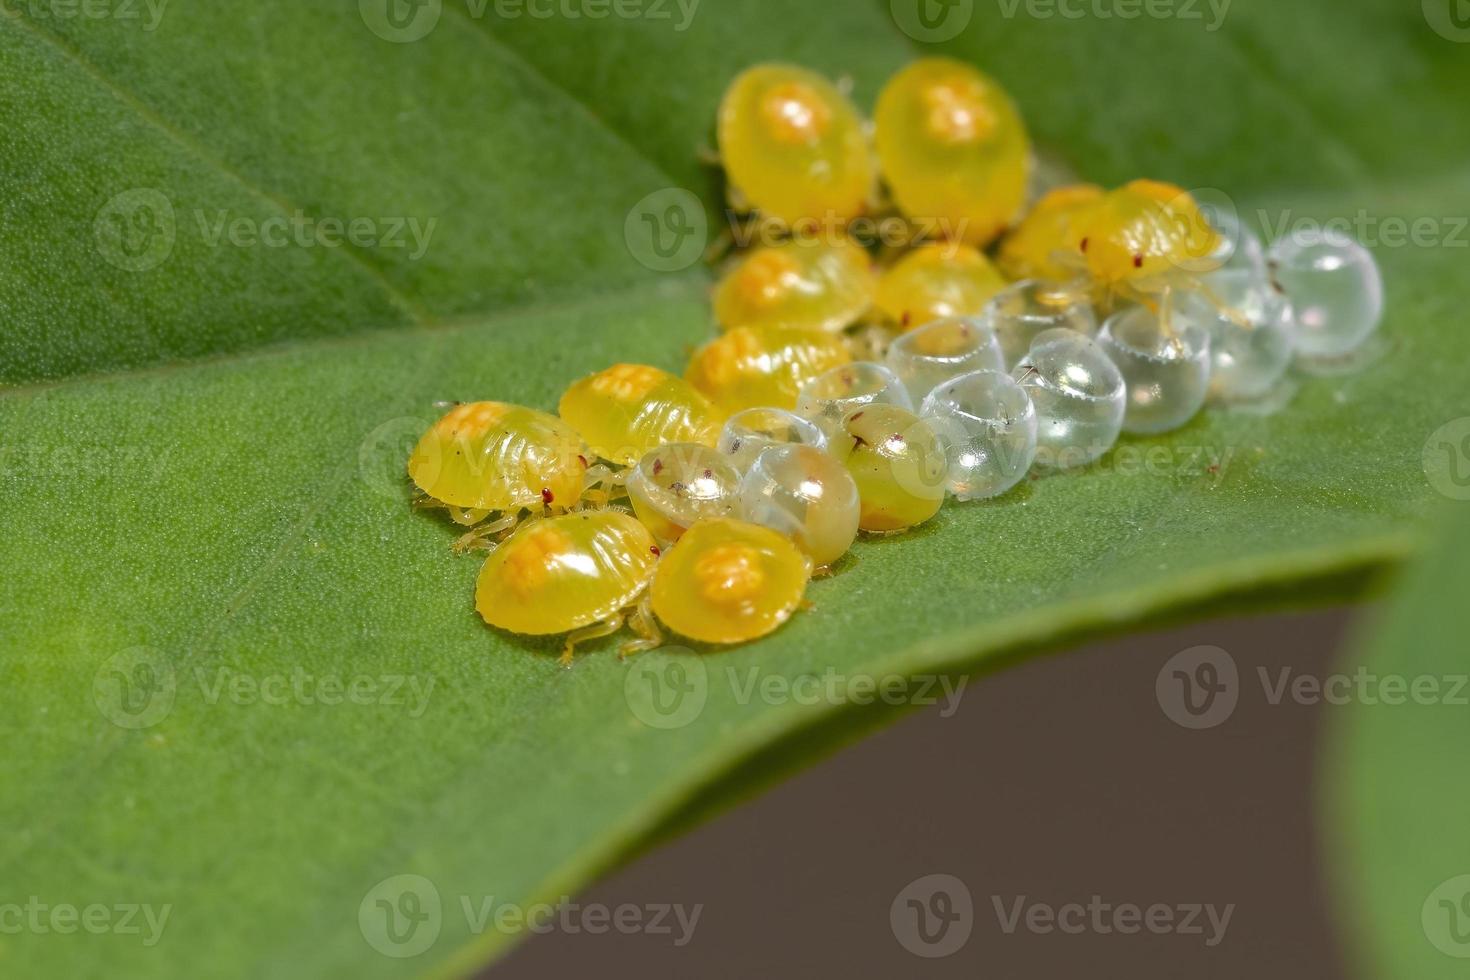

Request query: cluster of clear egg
[
  {"left": 701, "top": 59, "right": 1385, "bottom": 519},
  {"left": 407, "top": 57, "right": 1384, "bottom": 662}
]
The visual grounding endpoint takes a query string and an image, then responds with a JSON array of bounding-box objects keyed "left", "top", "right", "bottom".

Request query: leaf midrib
[{"left": 9, "top": 11, "right": 433, "bottom": 327}]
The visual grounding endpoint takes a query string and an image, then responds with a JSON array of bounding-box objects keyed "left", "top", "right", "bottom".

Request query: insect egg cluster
[{"left": 406, "top": 57, "right": 1385, "bottom": 665}]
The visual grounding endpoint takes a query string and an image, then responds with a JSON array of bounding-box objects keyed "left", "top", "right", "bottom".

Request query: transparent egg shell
[
  {"left": 717, "top": 63, "right": 875, "bottom": 227},
  {"left": 874, "top": 57, "right": 1032, "bottom": 248},
  {"left": 795, "top": 361, "right": 914, "bottom": 441},
  {"left": 875, "top": 243, "right": 1008, "bottom": 331},
  {"left": 1184, "top": 271, "right": 1296, "bottom": 402},
  {"left": 1267, "top": 229, "right": 1384, "bottom": 359},
  {"left": 1098, "top": 304, "right": 1212, "bottom": 435},
  {"left": 921, "top": 370, "right": 1038, "bottom": 501},
  {"left": 1202, "top": 207, "right": 1268, "bottom": 281},
  {"left": 625, "top": 443, "right": 741, "bottom": 547},
  {"left": 997, "top": 184, "right": 1104, "bottom": 282},
  {"left": 686, "top": 324, "right": 851, "bottom": 415},
  {"left": 1018, "top": 328, "right": 1126, "bottom": 469},
  {"left": 985, "top": 279, "right": 1099, "bottom": 369},
  {"left": 738, "top": 443, "right": 861, "bottom": 568},
  {"left": 650, "top": 517, "right": 813, "bottom": 645},
  {"left": 885, "top": 315, "right": 1006, "bottom": 405},
  {"left": 408, "top": 401, "right": 589, "bottom": 511},
  {"left": 713, "top": 237, "right": 876, "bottom": 334},
  {"left": 559, "top": 363, "right": 723, "bottom": 467},
  {"left": 475, "top": 511, "right": 657, "bottom": 637},
  {"left": 828, "top": 403, "right": 948, "bottom": 532},
  {"left": 718, "top": 407, "right": 827, "bottom": 471}
]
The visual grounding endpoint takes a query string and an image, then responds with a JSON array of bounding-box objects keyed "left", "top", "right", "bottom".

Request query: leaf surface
[{"left": 2, "top": 1, "right": 1467, "bottom": 976}]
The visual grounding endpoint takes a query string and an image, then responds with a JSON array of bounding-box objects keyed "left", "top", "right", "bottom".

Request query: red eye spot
[
  {"left": 541, "top": 488, "right": 554, "bottom": 505},
  {"left": 650, "top": 546, "right": 661, "bottom": 557},
  {"left": 1080, "top": 237, "right": 1090, "bottom": 253},
  {"left": 901, "top": 312, "right": 912, "bottom": 328},
  {"left": 652, "top": 459, "right": 664, "bottom": 476},
  {"left": 577, "top": 454, "right": 589, "bottom": 468},
  {"left": 1132, "top": 253, "right": 1144, "bottom": 269}
]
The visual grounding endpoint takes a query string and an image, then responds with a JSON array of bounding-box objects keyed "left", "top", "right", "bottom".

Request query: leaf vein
[{"left": 4, "top": 12, "right": 434, "bottom": 327}]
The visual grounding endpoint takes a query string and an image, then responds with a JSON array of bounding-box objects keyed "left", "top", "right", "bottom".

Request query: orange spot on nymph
[
  {"left": 739, "top": 251, "right": 802, "bottom": 308},
  {"left": 694, "top": 543, "right": 766, "bottom": 608},
  {"left": 442, "top": 401, "right": 509, "bottom": 435},
  {"left": 590, "top": 364, "right": 666, "bottom": 403},
  {"left": 503, "top": 525, "right": 574, "bottom": 600},
  {"left": 759, "top": 81, "right": 833, "bottom": 144},
  {"left": 922, "top": 77, "right": 996, "bottom": 144}
]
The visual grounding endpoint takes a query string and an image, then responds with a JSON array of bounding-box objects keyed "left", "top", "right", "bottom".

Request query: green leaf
[
  {"left": 1326, "top": 496, "right": 1470, "bottom": 979},
  {"left": 2, "top": 1, "right": 1467, "bottom": 977}
]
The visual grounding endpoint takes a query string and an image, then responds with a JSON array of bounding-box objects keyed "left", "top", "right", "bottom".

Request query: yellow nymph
[
  {"left": 475, "top": 511, "right": 660, "bottom": 664},
  {"left": 686, "top": 323, "right": 852, "bottom": 415},
  {"left": 875, "top": 243, "right": 1007, "bottom": 330},
  {"left": 997, "top": 183, "right": 1105, "bottom": 282},
  {"left": 559, "top": 363, "right": 723, "bottom": 467},
  {"left": 407, "top": 401, "right": 589, "bottom": 526},
  {"left": 647, "top": 518, "right": 813, "bottom": 646},
  {"left": 875, "top": 57, "right": 1032, "bottom": 248},
  {"left": 712, "top": 237, "right": 875, "bottom": 334},
  {"left": 717, "top": 63, "right": 876, "bottom": 227},
  {"left": 1076, "top": 180, "right": 1222, "bottom": 295}
]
